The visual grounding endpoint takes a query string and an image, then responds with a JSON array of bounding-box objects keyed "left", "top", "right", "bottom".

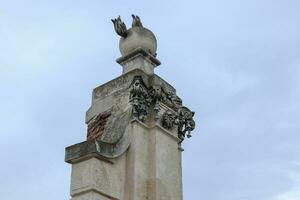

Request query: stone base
[
  {"left": 69, "top": 157, "right": 124, "bottom": 200},
  {"left": 116, "top": 47, "right": 161, "bottom": 75},
  {"left": 66, "top": 120, "right": 182, "bottom": 200}
]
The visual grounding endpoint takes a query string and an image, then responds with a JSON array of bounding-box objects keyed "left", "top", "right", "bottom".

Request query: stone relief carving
[
  {"left": 129, "top": 76, "right": 151, "bottom": 122},
  {"left": 129, "top": 76, "right": 196, "bottom": 144},
  {"left": 149, "top": 85, "right": 165, "bottom": 120},
  {"left": 162, "top": 91, "right": 182, "bottom": 112},
  {"left": 175, "top": 107, "right": 195, "bottom": 144},
  {"left": 161, "top": 107, "right": 195, "bottom": 144},
  {"left": 162, "top": 111, "right": 177, "bottom": 129}
]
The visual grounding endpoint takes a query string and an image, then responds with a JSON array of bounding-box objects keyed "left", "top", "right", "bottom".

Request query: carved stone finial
[
  {"left": 111, "top": 16, "right": 128, "bottom": 37},
  {"left": 112, "top": 15, "right": 157, "bottom": 56}
]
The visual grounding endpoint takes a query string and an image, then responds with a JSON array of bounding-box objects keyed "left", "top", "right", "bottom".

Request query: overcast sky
[{"left": 1, "top": 0, "right": 300, "bottom": 200}]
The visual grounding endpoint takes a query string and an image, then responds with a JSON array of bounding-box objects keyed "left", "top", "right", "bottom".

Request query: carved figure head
[
  {"left": 151, "top": 85, "right": 164, "bottom": 100},
  {"left": 162, "top": 111, "right": 176, "bottom": 129}
]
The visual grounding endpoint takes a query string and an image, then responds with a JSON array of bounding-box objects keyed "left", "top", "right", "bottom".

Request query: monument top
[
  {"left": 112, "top": 14, "right": 157, "bottom": 56},
  {"left": 112, "top": 15, "right": 160, "bottom": 75},
  {"left": 65, "top": 15, "right": 197, "bottom": 200}
]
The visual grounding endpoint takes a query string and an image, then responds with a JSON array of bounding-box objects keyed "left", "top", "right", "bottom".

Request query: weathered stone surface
[
  {"left": 86, "top": 69, "right": 150, "bottom": 124},
  {"left": 87, "top": 111, "right": 111, "bottom": 141},
  {"left": 70, "top": 157, "right": 126, "bottom": 200},
  {"left": 66, "top": 119, "right": 183, "bottom": 200},
  {"left": 85, "top": 69, "right": 195, "bottom": 155},
  {"left": 117, "top": 47, "right": 160, "bottom": 75},
  {"left": 162, "top": 110, "right": 177, "bottom": 129},
  {"left": 66, "top": 120, "right": 130, "bottom": 161},
  {"left": 65, "top": 141, "right": 110, "bottom": 164},
  {"left": 66, "top": 16, "right": 197, "bottom": 200},
  {"left": 129, "top": 76, "right": 151, "bottom": 122}
]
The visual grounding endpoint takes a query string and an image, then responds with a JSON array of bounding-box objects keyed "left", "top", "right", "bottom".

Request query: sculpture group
[{"left": 129, "top": 76, "right": 195, "bottom": 145}]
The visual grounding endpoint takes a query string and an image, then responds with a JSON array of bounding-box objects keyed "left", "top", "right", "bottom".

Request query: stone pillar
[{"left": 65, "top": 15, "right": 196, "bottom": 200}]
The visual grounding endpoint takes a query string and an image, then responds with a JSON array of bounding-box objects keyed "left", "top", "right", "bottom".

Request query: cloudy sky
[{"left": 1, "top": 0, "right": 299, "bottom": 200}]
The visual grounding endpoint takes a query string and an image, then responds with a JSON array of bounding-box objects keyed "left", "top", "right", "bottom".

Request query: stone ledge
[
  {"left": 72, "top": 187, "right": 119, "bottom": 200},
  {"left": 65, "top": 141, "right": 113, "bottom": 164},
  {"left": 116, "top": 47, "right": 161, "bottom": 66}
]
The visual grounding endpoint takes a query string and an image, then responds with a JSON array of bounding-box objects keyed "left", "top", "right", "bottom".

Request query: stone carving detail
[
  {"left": 85, "top": 106, "right": 132, "bottom": 159},
  {"left": 132, "top": 14, "right": 143, "bottom": 27},
  {"left": 176, "top": 107, "right": 195, "bottom": 144},
  {"left": 112, "top": 15, "right": 143, "bottom": 38},
  {"left": 162, "top": 107, "right": 195, "bottom": 144},
  {"left": 163, "top": 90, "right": 182, "bottom": 111},
  {"left": 162, "top": 111, "right": 177, "bottom": 129},
  {"left": 129, "top": 76, "right": 196, "bottom": 144},
  {"left": 149, "top": 85, "right": 165, "bottom": 120},
  {"left": 149, "top": 85, "right": 183, "bottom": 112},
  {"left": 129, "top": 76, "right": 151, "bottom": 122},
  {"left": 111, "top": 16, "right": 127, "bottom": 37}
]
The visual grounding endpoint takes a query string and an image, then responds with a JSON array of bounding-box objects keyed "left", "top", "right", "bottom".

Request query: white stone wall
[{"left": 69, "top": 120, "right": 182, "bottom": 200}]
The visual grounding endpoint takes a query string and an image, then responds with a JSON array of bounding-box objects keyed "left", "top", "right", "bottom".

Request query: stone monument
[{"left": 65, "top": 15, "right": 196, "bottom": 200}]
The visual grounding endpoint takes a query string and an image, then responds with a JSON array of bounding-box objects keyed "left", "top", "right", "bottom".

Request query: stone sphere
[{"left": 119, "top": 26, "right": 157, "bottom": 56}]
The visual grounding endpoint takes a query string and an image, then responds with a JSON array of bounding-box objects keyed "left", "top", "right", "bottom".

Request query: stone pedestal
[{"left": 66, "top": 118, "right": 183, "bottom": 200}]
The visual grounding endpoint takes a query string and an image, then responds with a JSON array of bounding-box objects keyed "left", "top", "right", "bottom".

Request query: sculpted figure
[
  {"left": 176, "top": 107, "right": 196, "bottom": 144},
  {"left": 150, "top": 85, "right": 166, "bottom": 119},
  {"left": 162, "top": 111, "right": 176, "bottom": 129},
  {"left": 129, "top": 77, "right": 150, "bottom": 122}
]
